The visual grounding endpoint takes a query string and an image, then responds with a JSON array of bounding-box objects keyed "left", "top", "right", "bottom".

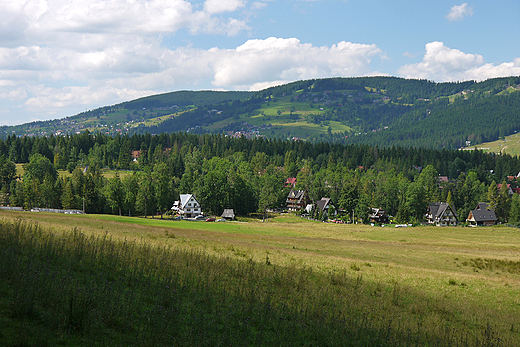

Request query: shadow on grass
[{"left": 0, "top": 218, "right": 511, "bottom": 346}]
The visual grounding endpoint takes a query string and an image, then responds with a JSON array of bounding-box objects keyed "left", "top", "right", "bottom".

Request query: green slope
[{"left": 2, "top": 76, "right": 519, "bottom": 150}]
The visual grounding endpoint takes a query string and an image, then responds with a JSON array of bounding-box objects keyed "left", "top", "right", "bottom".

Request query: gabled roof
[
  {"left": 427, "top": 202, "right": 458, "bottom": 221},
  {"left": 469, "top": 202, "right": 497, "bottom": 222},
  {"left": 286, "top": 190, "right": 309, "bottom": 203},
  {"left": 475, "top": 202, "right": 490, "bottom": 210},
  {"left": 221, "top": 209, "right": 235, "bottom": 219},
  {"left": 316, "top": 198, "right": 332, "bottom": 212},
  {"left": 369, "top": 208, "right": 387, "bottom": 217},
  {"left": 285, "top": 177, "right": 297, "bottom": 186},
  {"left": 172, "top": 194, "right": 200, "bottom": 210},
  {"left": 468, "top": 209, "right": 497, "bottom": 222}
]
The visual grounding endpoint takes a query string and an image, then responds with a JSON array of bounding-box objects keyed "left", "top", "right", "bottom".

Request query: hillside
[
  {"left": 2, "top": 76, "right": 519, "bottom": 150},
  {"left": 463, "top": 132, "right": 520, "bottom": 156}
]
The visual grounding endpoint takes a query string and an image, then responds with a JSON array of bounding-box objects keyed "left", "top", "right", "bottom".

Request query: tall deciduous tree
[
  {"left": 137, "top": 168, "right": 155, "bottom": 218},
  {"left": 153, "top": 162, "right": 176, "bottom": 218},
  {"left": 106, "top": 172, "right": 125, "bottom": 216}
]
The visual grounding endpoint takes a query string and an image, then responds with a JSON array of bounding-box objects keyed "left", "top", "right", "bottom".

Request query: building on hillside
[
  {"left": 131, "top": 150, "right": 142, "bottom": 162},
  {"left": 466, "top": 202, "right": 497, "bottom": 226},
  {"left": 171, "top": 194, "right": 202, "bottom": 218},
  {"left": 285, "top": 177, "right": 297, "bottom": 188},
  {"left": 286, "top": 190, "right": 311, "bottom": 211},
  {"left": 497, "top": 183, "right": 514, "bottom": 195},
  {"left": 425, "top": 202, "right": 458, "bottom": 226},
  {"left": 316, "top": 197, "right": 337, "bottom": 218},
  {"left": 221, "top": 209, "right": 235, "bottom": 220},
  {"left": 369, "top": 208, "right": 389, "bottom": 224}
]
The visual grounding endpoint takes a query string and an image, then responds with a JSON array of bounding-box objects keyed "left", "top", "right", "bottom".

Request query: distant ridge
[{"left": 1, "top": 76, "right": 519, "bottom": 150}]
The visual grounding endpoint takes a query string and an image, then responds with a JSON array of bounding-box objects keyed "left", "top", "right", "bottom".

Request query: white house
[{"left": 171, "top": 194, "right": 202, "bottom": 218}]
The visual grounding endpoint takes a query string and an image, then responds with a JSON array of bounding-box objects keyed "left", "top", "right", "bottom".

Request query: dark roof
[
  {"left": 468, "top": 204, "right": 497, "bottom": 222},
  {"left": 427, "top": 202, "right": 458, "bottom": 221},
  {"left": 316, "top": 198, "right": 332, "bottom": 212},
  {"left": 475, "top": 202, "right": 490, "bottom": 210}
]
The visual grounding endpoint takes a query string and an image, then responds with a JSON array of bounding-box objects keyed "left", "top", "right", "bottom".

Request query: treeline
[{"left": 1, "top": 132, "right": 520, "bottom": 223}]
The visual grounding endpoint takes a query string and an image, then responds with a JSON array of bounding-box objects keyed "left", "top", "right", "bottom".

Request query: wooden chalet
[
  {"left": 369, "top": 208, "right": 389, "bottom": 224},
  {"left": 425, "top": 202, "right": 458, "bottom": 226},
  {"left": 466, "top": 202, "right": 497, "bottom": 227},
  {"left": 316, "top": 197, "right": 337, "bottom": 218},
  {"left": 221, "top": 209, "right": 235, "bottom": 220},
  {"left": 286, "top": 190, "right": 311, "bottom": 211}
]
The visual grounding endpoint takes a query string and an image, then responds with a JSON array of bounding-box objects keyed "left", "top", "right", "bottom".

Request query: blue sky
[{"left": 0, "top": 0, "right": 519, "bottom": 126}]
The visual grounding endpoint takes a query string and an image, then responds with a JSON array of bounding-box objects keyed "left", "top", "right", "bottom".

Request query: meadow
[
  {"left": 1, "top": 210, "right": 519, "bottom": 346},
  {"left": 464, "top": 132, "right": 520, "bottom": 157},
  {"left": 15, "top": 163, "right": 134, "bottom": 180}
]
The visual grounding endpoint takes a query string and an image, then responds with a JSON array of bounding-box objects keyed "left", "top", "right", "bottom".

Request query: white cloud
[
  {"left": 397, "top": 41, "right": 520, "bottom": 81},
  {"left": 464, "top": 58, "right": 520, "bottom": 81},
  {"left": 204, "top": 0, "right": 245, "bottom": 14},
  {"left": 0, "top": 35, "right": 385, "bottom": 121},
  {"left": 446, "top": 3, "right": 473, "bottom": 21},
  {"left": 211, "top": 37, "right": 383, "bottom": 88}
]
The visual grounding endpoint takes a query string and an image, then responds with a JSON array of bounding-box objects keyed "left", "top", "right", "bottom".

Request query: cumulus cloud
[
  {"left": 11, "top": 0, "right": 249, "bottom": 45},
  {"left": 0, "top": 34, "right": 385, "bottom": 120},
  {"left": 397, "top": 41, "right": 520, "bottom": 81},
  {"left": 446, "top": 3, "right": 473, "bottom": 21},
  {"left": 211, "top": 37, "right": 383, "bottom": 88}
]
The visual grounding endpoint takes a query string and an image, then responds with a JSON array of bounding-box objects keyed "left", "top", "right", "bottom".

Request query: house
[
  {"left": 286, "top": 190, "right": 312, "bottom": 211},
  {"left": 425, "top": 202, "right": 458, "bottom": 226},
  {"left": 316, "top": 198, "right": 337, "bottom": 218},
  {"left": 285, "top": 177, "right": 297, "bottom": 188},
  {"left": 369, "top": 208, "right": 389, "bottom": 224},
  {"left": 131, "top": 150, "right": 142, "bottom": 162},
  {"left": 466, "top": 202, "right": 497, "bottom": 226},
  {"left": 171, "top": 194, "right": 202, "bottom": 218},
  {"left": 497, "top": 183, "right": 514, "bottom": 195},
  {"left": 221, "top": 209, "right": 235, "bottom": 220}
]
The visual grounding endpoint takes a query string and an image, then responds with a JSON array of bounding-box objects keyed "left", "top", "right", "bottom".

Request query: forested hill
[{"left": 2, "top": 76, "right": 519, "bottom": 150}]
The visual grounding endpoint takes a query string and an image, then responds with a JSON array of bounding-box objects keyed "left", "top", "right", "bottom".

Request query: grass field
[
  {"left": 464, "top": 132, "right": 520, "bottom": 157},
  {"left": 1, "top": 210, "right": 519, "bottom": 345},
  {"left": 16, "top": 163, "right": 134, "bottom": 180}
]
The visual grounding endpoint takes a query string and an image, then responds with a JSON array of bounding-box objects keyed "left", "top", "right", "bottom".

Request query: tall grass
[{"left": 0, "top": 218, "right": 510, "bottom": 346}]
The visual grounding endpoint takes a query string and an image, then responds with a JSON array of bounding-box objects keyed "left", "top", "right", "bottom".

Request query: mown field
[
  {"left": 464, "top": 132, "right": 520, "bottom": 157},
  {"left": 1, "top": 210, "right": 519, "bottom": 346}
]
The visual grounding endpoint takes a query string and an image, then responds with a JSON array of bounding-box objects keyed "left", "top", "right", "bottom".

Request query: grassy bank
[{"left": 1, "top": 211, "right": 519, "bottom": 345}]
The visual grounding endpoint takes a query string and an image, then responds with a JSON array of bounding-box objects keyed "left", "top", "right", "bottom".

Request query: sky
[{"left": 1, "top": 0, "right": 519, "bottom": 126}]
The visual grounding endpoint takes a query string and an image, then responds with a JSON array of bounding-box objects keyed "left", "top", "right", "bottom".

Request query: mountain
[{"left": 2, "top": 76, "right": 519, "bottom": 150}]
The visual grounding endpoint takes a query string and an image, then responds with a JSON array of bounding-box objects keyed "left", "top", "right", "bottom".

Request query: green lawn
[{"left": 464, "top": 132, "right": 520, "bottom": 156}]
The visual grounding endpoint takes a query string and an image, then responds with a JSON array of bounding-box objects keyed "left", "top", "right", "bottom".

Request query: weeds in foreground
[{"left": 0, "top": 218, "right": 511, "bottom": 346}]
